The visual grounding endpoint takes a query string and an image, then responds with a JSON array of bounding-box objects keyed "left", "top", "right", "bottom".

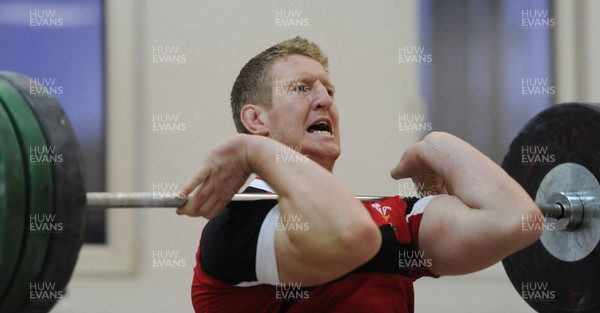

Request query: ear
[{"left": 241, "top": 104, "right": 269, "bottom": 136}]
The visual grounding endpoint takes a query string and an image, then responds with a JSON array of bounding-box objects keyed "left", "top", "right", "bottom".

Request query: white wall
[
  {"left": 55, "top": 1, "right": 425, "bottom": 312},
  {"left": 554, "top": 0, "right": 600, "bottom": 103},
  {"left": 53, "top": 0, "right": 598, "bottom": 312}
]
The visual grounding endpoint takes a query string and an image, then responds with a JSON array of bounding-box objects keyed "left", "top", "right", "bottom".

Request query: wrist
[{"left": 235, "top": 134, "right": 271, "bottom": 176}]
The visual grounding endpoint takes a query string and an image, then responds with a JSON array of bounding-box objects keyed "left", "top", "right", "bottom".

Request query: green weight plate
[
  {"left": 0, "top": 79, "right": 53, "bottom": 312},
  {"left": 0, "top": 72, "right": 86, "bottom": 313},
  {"left": 0, "top": 100, "right": 26, "bottom": 303}
]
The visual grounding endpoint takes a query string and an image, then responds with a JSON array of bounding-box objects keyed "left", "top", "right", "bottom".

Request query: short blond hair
[{"left": 230, "top": 36, "right": 329, "bottom": 133}]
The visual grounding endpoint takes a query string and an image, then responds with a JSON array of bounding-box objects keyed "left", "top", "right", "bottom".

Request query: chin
[
  {"left": 317, "top": 146, "right": 341, "bottom": 161},
  {"left": 299, "top": 137, "right": 340, "bottom": 158}
]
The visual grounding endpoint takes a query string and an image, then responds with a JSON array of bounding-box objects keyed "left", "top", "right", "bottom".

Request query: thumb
[
  {"left": 390, "top": 162, "right": 406, "bottom": 180},
  {"left": 391, "top": 144, "right": 420, "bottom": 180},
  {"left": 391, "top": 161, "right": 410, "bottom": 180}
]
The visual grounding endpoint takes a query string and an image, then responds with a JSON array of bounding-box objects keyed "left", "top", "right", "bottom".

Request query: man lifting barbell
[
  {"left": 176, "top": 37, "right": 544, "bottom": 312},
  {"left": 2, "top": 37, "right": 599, "bottom": 313}
]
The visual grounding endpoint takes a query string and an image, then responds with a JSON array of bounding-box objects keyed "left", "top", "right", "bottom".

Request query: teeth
[{"left": 307, "top": 120, "right": 331, "bottom": 135}]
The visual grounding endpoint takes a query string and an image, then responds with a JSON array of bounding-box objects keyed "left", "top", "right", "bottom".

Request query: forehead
[{"left": 271, "top": 54, "right": 332, "bottom": 83}]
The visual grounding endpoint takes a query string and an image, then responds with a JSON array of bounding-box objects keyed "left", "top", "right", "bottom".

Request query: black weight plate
[
  {"left": 501, "top": 103, "right": 600, "bottom": 313},
  {"left": 0, "top": 99, "right": 26, "bottom": 303},
  {"left": 0, "top": 72, "right": 86, "bottom": 313}
]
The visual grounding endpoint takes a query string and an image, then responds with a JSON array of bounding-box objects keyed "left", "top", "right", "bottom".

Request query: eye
[
  {"left": 294, "top": 84, "right": 310, "bottom": 94},
  {"left": 327, "top": 89, "right": 335, "bottom": 97}
]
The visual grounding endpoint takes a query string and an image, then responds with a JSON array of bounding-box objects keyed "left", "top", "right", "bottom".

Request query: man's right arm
[{"left": 179, "top": 134, "right": 381, "bottom": 286}]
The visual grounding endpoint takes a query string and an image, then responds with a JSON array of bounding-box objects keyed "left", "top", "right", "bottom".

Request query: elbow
[
  {"left": 294, "top": 220, "right": 381, "bottom": 286},
  {"left": 337, "top": 219, "right": 382, "bottom": 268}
]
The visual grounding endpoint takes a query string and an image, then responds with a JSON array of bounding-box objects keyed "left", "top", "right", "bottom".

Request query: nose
[{"left": 310, "top": 81, "right": 333, "bottom": 111}]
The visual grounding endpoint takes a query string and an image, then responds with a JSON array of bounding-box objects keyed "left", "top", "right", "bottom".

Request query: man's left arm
[{"left": 392, "top": 132, "right": 544, "bottom": 275}]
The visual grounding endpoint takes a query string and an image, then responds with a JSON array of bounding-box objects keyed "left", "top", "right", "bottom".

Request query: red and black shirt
[{"left": 191, "top": 179, "right": 439, "bottom": 313}]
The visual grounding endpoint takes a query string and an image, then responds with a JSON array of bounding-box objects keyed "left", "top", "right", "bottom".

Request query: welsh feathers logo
[{"left": 371, "top": 203, "right": 392, "bottom": 221}]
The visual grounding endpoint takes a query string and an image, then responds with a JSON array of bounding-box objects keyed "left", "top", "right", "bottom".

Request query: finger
[
  {"left": 192, "top": 176, "right": 239, "bottom": 219},
  {"left": 176, "top": 188, "right": 199, "bottom": 215},
  {"left": 177, "top": 176, "right": 221, "bottom": 218},
  {"left": 192, "top": 178, "right": 216, "bottom": 216},
  {"left": 179, "top": 165, "right": 211, "bottom": 200},
  {"left": 176, "top": 192, "right": 198, "bottom": 216},
  {"left": 176, "top": 177, "right": 211, "bottom": 217}
]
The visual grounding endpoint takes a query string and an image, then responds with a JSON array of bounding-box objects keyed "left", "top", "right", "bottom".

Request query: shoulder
[{"left": 199, "top": 186, "right": 278, "bottom": 285}]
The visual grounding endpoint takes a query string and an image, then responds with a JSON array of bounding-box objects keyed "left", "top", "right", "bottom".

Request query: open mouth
[{"left": 307, "top": 121, "right": 332, "bottom": 135}]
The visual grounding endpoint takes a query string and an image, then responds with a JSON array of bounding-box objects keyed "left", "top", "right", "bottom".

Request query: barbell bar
[
  {"left": 84, "top": 192, "right": 570, "bottom": 220},
  {"left": 1, "top": 71, "right": 600, "bottom": 312},
  {"left": 86, "top": 192, "right": 383, "bottom": 207}
]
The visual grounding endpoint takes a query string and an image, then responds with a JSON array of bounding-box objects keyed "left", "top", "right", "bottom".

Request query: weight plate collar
[{"left": 536, "top": 162, "right": 600, "bottom": 262}]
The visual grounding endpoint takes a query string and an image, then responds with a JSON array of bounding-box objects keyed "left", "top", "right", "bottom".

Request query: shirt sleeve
[
  {"left": 254, "top": 205, "right": 281, "bottom": 285},
  {"left": 199, "top": 195, "right": 279, "bottom": 286},
  {"left": 405, "top": 195, "right": 445, "bottom": 279}
]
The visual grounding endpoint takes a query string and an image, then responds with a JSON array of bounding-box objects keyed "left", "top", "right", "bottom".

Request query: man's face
[{"left": 265, "top": 54, "right": 340, "bottom": 168}]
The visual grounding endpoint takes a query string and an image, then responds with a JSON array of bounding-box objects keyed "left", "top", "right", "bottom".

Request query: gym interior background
[{"left": 1, "top": 0, "right": 599, "bottom": 312}]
